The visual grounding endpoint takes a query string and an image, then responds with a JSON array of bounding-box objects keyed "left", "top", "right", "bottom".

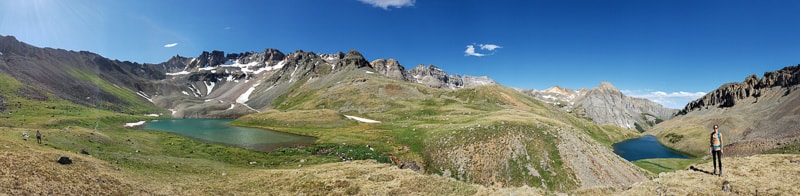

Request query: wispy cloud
[
  {"left": 465, "top": 43, "right": 502, "bottom": 57},
  {"left": 224, "top": 26, "right": 231, "bottom": 30},
  {"left": 163, "top": 43, "right": 178, "bottom": 48},
  {"left": 357, "top": 0, "right": 415, "bottom": 10},
  {"left": 621, "top": 90, "right": 707, "bottom": 109},
  {"left": 479, "top": 44, "right": 502, "bottom": 51}
]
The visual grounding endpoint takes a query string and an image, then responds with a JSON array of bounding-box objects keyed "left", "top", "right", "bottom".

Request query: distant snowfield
[
  {"left": 166, "top": 71, "right": 191, "bottom": 76},
  {"left": 344, "top": 115, "right": 381, "bottom": 123},
  {"left": 124, "top": 121, "right": 146, "bottom": 127}
]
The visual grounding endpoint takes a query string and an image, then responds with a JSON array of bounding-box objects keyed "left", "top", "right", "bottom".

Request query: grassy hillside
[
  {"left": 0, "top": 124, "right": 546, "bottom": 195},
  {"left": 0, "top": 73, "right": 155, "bottom": 129},
  {"left": 233, "top": 72, "right": 645, "bottom": 191},
  {"left": 67, "top": 68, "right": 164, "bottom": 115}
]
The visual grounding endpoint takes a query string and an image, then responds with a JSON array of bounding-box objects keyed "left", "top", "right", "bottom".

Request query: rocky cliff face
[
  {"left": 577, "top": 82, "right": 677, "bottom": 131},
  {"left": 651, "top": 65, "right": 800, "bottom": 156},
  {"left": 407, "top": 64, "right": 463, "bottom": 89},
  {"left": 521, "top": 82, "right": 677, "bottom": 131},
  {"left": 678, "top": 65, "right": 800, "bottom": 115},
  {"left": 369, "top": 59, "right": 408, "bottom": 81}
]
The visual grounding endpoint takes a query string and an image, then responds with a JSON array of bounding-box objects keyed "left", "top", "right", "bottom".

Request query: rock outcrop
[
  {"left": 369, "top": 59, "right": 408, "bottom": 81},
  {"left": 407, "top": 64, "right": 463, "bottom": 89},
  {"left": 678, "top": 65, "right": 800, "bottom": 115},
  {"left": 367, "top": 59, "right": 496, "bottom": 90}
]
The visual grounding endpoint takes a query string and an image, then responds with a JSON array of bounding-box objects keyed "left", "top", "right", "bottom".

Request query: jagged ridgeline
[
  {"left": 650, "top": 65, "right": 800, "bottom": 157},
  {"left": 0, "top": 34, "right": 648, "bottom": 191}
]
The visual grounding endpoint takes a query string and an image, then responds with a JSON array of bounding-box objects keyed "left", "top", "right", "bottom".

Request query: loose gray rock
[{"left": 722, "top": 180, "right": 731, "bottom": 192}]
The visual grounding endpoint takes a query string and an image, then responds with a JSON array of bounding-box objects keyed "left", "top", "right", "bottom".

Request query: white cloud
[
  {"left": 163, "top": 43, "right": 178, "bottom": 48},
  {"left": 479, "top": 44, "right": 502, "bottom": 51},
  {"left": 357, "top": 0, "right": 415, "bottom": 10},
  {"left": 224, "top": 26, "right": 231, "bottom": 30},
  {"left": 464, "top": 45, "right": 486, "bottom": 57},
  {"left": 465, "top": 43, "right": 502, "bottom": 57},
  {"left": 622, "top": 89, "right": 707, "bottom": 109}
]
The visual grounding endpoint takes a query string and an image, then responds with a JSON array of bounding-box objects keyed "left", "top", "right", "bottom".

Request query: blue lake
[
  {"left": 142, "top": 118, "right": 315, "bottom": 152},
  {"left": 612, "top": 135, "right": 689, "bottom": 161}
]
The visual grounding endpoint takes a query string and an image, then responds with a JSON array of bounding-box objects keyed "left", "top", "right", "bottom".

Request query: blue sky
[{"left": 2, "top": 0, "right": 799, "bottom": 108}]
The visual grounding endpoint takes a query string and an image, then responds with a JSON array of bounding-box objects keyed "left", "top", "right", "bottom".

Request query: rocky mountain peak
[
  {"left": 522, "top": 82, "right": 676, "bottom": 131},
  {"left": 344, "top": 50, "right": 364, "bottom": 59},
  {"left": 0, "top": 35, "right": 36, "bottom": 57},
  {"left": 319, "top": 52, "right": 344, "bottom": 62},
  {"left": 337, "top": 50, "right": 371, "bottom": 69},
  {"left": 598, "top": 82, "right": 618, "bottom": 91},
  {"left": 543, "top": 85, "right": 571, "bottom": 94},
  {"left": 370, "top": 58, "right": 408, "bottom": 81}
]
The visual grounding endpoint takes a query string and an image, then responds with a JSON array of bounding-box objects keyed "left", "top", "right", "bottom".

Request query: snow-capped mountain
[{"left": 0, "top": 35, "right": 495, "bottom": 118}]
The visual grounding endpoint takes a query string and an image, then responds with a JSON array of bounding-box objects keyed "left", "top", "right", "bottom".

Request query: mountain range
[
  {"left": 0, "top": 35, "right": 647, "bottom": 191},
  {"left": 0, "top": 35, "right": 497, "bottom": 119},
  {"left": 2, "top": 34, "right": 799, "bottom": 194}
]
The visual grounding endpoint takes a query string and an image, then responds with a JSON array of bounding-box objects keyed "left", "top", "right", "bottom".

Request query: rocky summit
[{"left": 521, "top": 82, "right": 677, "bottom": 131}]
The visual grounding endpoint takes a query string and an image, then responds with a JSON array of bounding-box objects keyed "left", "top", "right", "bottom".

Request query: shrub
[{"left": 665, "top": 133, "right": 684, "bottom": 143}]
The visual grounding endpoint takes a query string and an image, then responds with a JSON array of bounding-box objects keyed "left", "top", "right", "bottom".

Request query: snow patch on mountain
[
  {"left": 166, "top": 71, "right": 191, "bottom": 76},
  {"left": 236, "top": 83, "right": 261, "bottom": 112},
  {"left": 345, "top": 115, "right": 381, "bottom": 123},
  {"left": 204, "top": 81, "right": 216, "bottom": 96},
  {"left": 136, "top": 91, "right": 154, "bottom": 103},
  {"left": 124, "top": 121, "right": 146, "bottom": 127}
]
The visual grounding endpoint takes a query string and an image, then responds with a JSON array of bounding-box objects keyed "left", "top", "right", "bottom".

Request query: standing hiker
[
  {"left": 36, "top": 130, "right": 42, "bottom": 145},
  {"left": 710, "top": 125, "right": 723, "bottom": 177}
]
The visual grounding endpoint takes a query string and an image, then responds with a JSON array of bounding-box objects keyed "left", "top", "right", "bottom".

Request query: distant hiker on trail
[
  {"left": 36, "top": 130, "right": 42, "bottom": 144},
  {"left": 710, "top": 125, "right": 723, "bottom": 177}
]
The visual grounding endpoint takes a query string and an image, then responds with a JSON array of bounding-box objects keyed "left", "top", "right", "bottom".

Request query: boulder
[
  {"left": 57, "top": 156, "right": 72, "bottom": 165},
  {"left": 399, "top": 160, "right": 421, "bottom": 172}
]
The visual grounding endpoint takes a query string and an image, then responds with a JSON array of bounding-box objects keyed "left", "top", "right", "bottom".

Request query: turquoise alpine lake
[
  {"left": 141, "top": 118, "right": 315, "bottom": 152},
  {"left": 612, "top": 135, "right": 689, "bottom": 161}
]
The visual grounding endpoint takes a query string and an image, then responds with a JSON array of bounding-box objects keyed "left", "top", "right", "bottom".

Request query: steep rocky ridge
[
  {"left": 650, "top": 65, "right": 800, "bottom": 156},
  {"left": 0, "top": 35, "right": 164, "bottom": 114},
  {"left": 368, "top": 60, "right": 497, "bottom": 89},
  {"left": 520, "top": 82, "right": 677, "bottom": 131}
]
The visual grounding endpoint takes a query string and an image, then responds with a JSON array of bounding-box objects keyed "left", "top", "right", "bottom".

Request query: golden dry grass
[{"left": 619, "top": 154, "right": 800, "bottom": 195}]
